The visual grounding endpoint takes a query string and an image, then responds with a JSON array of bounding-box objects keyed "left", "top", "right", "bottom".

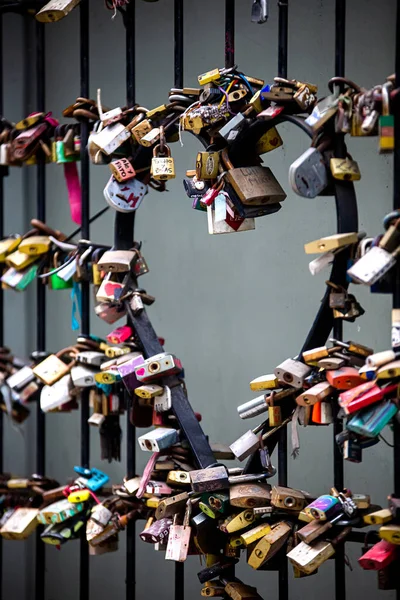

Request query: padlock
[
  {"left": 6, "top": 365, "right": 35, "bottom": 391},
  {"left": 36, "top": 0, "right": 80, "bottom": 22},
  {"left": 106, "top": 325, "right": 133, "bottom": 345},
  {"left": 237, "top": 389, "right": 294, "bottom": 420},
  {"left": 198, "top": 68, "right": 221, "bottom": 86},
  {"left": 155, "top": 493, "right": 189, "bottom": 520},
  {"left": 326, "top": 366, "right": 364, "bottom": 390},
  {"left": 154, "top": 386, "right": 172, "bottom": 412},
  {"left": 134, "top": 384, "right": 164, "bottom": 400},
  {"left": 71, "top": 365, "right": 96, "bottom": 388},
  {"left": 0, "top": 236, "right": 21, "bottom": 262},
  {"left": 33, "top": 347, "right": 77, "bottom": 385},
  {"left": 221, "top": 510, "right": 256, "bottom": 534},
  {"left": 379, "top": 82, "right": 395, "bottom": 153},
  {"left": 103, "top": 175, "right": 148, "bottom": 213},
  {"left": 230, "top": 483, "right": 271, "bottom": 508},
  {"left": 219, "top": 113, "right": 249, "bottom": 143},
  {"left": 109, "top": 158, "right": 136, "bottom": 183},
  {"left": 130, "top": 119, "right": 153, "bottom": 143},
  {"left": 97, "top": 249, "right": 136, "bottom": 273},
  {"left": 296, "top": 382, "right": 333, "bottom": 406},
  {"left": 347, "top": 401, "right": 398, "bottom": 438},
  {"left": 138, "top": 427, "right": 179, "bottom": 452},
  {"left": 166, "top": 503, "right": 192, "bottom": 562},
  {"left": 358, "top": 540, "right": 398, "bottom": 570},
  {"left": 274, "top": 358, "right": 311, "bottom": 389},
  {"left": 0, "top": 508, "right": 39, "bottom": 540},
  {"left": 297, "top": 520, "right": 333, "bottom": 544},
  {"left": 379, "top": 525, "right": 400, "bottom": 545},
  {"left": 5, "top": 249, "right": 37, "bottom": 271},
  {"left": 166, "top": 471, "right": 191, "bottom": 487},
  {"left": 247, "top": 522, "right": 292, "bottom": 569},
  {"left": 271, "top": 486, "right": 306, "bottom": 511},
  {"left": 151, "top": 144, "right": 175, "bottom": 181},
  {"left": 255, "top": 127, "right": 283, "bottom": 154},
  {"left": 268, "top": 393, "right": 282, "bottom": 426},
  {"left": 90, "top": 122, "right": 130, "bottom": 156},
  {"left": 249, "top": 374, "right": 278, "bottom": 392},
  {"left": 190, "top": 466, "right": 229, "bottom": 494},
  {"left": 388, "top": 494, "right": 400, "bottom": 520},
  {"left": 96, "top": 273, "right": 124, "bottom": 304},
  {"left": 287, "top": 540, "right": 335, "bottom": 574},
  {"left": 230, "top": 429, "right": 261, "bottom": 461},
  {"left": 363, "top": 509, "right": 393, "bottom": 526},
  {"left": 289, "top": 147, "right": 329, "bottom": 198},
  {"left": 339, "top": 382, "right": 386, "bottom": 414},
  {"left": 224, "top": 581, "right": 262, "bottom": 600},
  {"left": 305, "top": 232, "right": 358, "bottom": 254},
  {"left": 77, "top": 351, "right": 107, "bottom": 367},
  {"left": 304, "top": 495, "right": 341, "bottom": 520},
  {"left": 134, "top": 353, "right": 182, "bottom": 382},
  {"left": 40, "top": 373, "right": 73, "bottom": 412},
  {"left": 38, "top": 499, "right": 85, "bottom": 525},
  {"left": 330, "top": 157, "right": 361, "bottom": 181},
  {"left": 222, "top": 150, "right": 286, "bottom": 206},
  {"left": 196, "top": 151, "right": 220, "bottom": 180},
  {"left": 347, "top": 245, "right": 400, "bottom": 286},
  {"left": 139, "top": 127, "right": 161, "bottom": 147}
]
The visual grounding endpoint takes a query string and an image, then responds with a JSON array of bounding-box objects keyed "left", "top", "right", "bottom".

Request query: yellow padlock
[
  {"left": 19, "top": 235, "right": 51, "bottom": 256},
  {"left": 151, "top": 144, "right": 175, "bottom": 181},
  {"left": 255, "top": 127, "right": 283, "bottom": 155},
  {"left": 68, "top": 489, "right": 90, "bottom": 503}
]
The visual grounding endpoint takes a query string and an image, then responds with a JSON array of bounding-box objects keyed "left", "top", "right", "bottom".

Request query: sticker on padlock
[
  {"left": 103, "top": 176, "right": 148, "bottom": 213},
  {"left": 165, "top": 503, "right": 192, "bottom": 562}
]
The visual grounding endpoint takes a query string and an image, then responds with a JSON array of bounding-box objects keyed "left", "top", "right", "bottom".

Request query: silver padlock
[
  {"left": 289, "top": 147, "right": 328, "bottom": 198},
  {"left": 90, "top": 122, "right": 130, "bottom": 156},
  {"left": 71, "top": 365, "right": 96, "bottom": 388},
  {"left": 237, "top": 394, "right": 268, "bottom": 420},
  {"left": 154, "top": 386, "right": 172, "bottom": 413},
  {"left": 103, "top": 176, "right": 148, "bottom": 213},
  {"left": 77, "top": 351, "right": 107, "bottom": 367},
  {"left": 230, "top": 429, "right": 261, "bottom": 461},
  {"left": 138, "top": 427, "right": 179, "bottom": 452},
  {"left": 347, "top": 245, "right": 399, "bottom": 285},
  {"left": 130, "top": 292, "right": 144, "bottom": 315},
  {"left": 219, "top": 113, "right": 248, "bottom": 143},
  {"left": 274, "top": 358, "right": 311, "bottom": 389},
  {"left": 40, "top": 374, "right": 72, "bottom": 412},
  {"left": 6, "top": 366, "right": 35, "bottom": 391}
]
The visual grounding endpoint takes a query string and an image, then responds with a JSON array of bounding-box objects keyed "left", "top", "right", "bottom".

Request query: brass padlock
[
  {"left": 130, "top": 119, "right": 153, "bottom": 144},
  {"left": 5, "top": 249, "right": 37, "bottom": 271},
  {"left": 221, "top": 150, "right": 286, "bottom": 206},
  {"left": 19, "top": 235, "right": 51, "bottom": 256},
  {"left": 255, "top": 127, "right": 283, "bottom": 155},
  {"left": 151, "top": 144, "right": 175, "bottom": 181},
  {"left": 97, "top": 249, "right": 136, "bottom": 273},
  {"left": 32, "top": 347, "right": 77, "bottom": 385},
  {"left": 268, "top": 392, "right": 282, "bottom": 426},
  {"left": 0, "top": 236, "right": 21, "bottom": 262},
  {"left": 196, "top": 151, "right": 219, "bottom": 180},
  {"left": 330, "top": 157, "right": 361, "bottom": 181}
]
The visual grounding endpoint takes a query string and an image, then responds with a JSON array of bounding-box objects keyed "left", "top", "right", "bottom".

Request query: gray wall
[{"left": 1, "top": 0, "right": 398, "bottom": 598}]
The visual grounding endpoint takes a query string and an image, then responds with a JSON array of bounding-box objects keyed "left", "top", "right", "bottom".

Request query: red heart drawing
[
  {"left": 105, "top": 282, "right": 122, "bottom": 296},
  {"left": 136, "top": 368, "right": 145, "bottom": 377}
]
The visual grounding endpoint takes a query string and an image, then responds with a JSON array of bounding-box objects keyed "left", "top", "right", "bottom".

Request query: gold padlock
[
  {"left": 268, "top": 392, "right": 282, "bottom": 426},
  {"left": 221, "top": 150, "right": 286, "bottom": 206},
  {"left": 196, "top": 151, "right": 219, "bottom": 180},
  {"left": 109, "top": 158, "right": 136, "bottom": 183},
  {"left": 5, "top": 249, "right": 37, "bottom": 271},
  {"left": 151, "top": 143, "right": 175, "bottom": 181},
  {"left": 255, "top": 127, "right": 283, "bottom": 155},
  {"left": 0, "top": 507, "right": 39, "bottom": 540},
  {"left": 32, "top": 347, "right": 77, "bottom": 385},
  {"left": 330, "top": 157, "right": 361, "bottom": 181},
  {"left": 130, "top": 119, "right": 153, "bottom": 143},
  {"left": 19, "top": 235, "right": 51, "bottom": 256},
  {"left": 0, "top": 236, "right": 21, "bottom": 262}
]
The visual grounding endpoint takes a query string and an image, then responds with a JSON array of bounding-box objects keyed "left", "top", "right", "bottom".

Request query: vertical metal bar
[
  {"left": 125, "top": 2, "right": 136, "bottom": 599},
  {"left": 79, "top": 0, "right": 90, "bottom": 598},
  {"left": 225, "top": 0, "right": 235, "bottom": 69},
  {"left": 333, "top": 1, "right": 346, "bottom": 598},
  {"left": 35, "top": 14, "right": 46, "bottom": 600},
  {"left": 277, "top": 0, "right": 288, "bottom": 78},
  {"left": 0, "top": 11, "right": 4, "bottom": 600},
  {"left": 277, "top": 2, "right": 289, "bottom": 598},
  {"left": 393, "top": 2, "right": 400, "bottom": 598},
  {"left": 174, "top": 2, "right": 184, "bottom": 598}
]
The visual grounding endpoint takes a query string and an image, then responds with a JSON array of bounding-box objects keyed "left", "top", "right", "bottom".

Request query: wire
[{"left": 379, "top": 434, "right": 395, "bottom": 448}]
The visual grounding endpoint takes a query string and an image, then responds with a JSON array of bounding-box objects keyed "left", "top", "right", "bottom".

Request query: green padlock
[
  {"left": 56, "top": 140, "right": 76, "bottom": 164},
  {"left": 50, "top": 272, "right": 73, "bottom": 290},
  {"left": 15, "top": 264, "right": 38, "bottom": 291}
]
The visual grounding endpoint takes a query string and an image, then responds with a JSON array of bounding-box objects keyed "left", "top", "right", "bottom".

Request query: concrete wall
[{"left": 1, "top": 0, "right": 398, "bottom": 598}]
